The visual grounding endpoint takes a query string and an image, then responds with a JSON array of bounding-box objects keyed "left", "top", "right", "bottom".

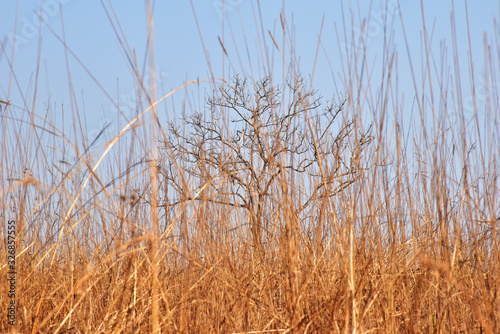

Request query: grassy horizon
[{"left": 1, "top": 1, "right": 499, "bottom": 333}]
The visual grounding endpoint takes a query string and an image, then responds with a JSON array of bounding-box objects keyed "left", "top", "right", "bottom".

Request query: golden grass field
[{"left": 1, "top": 1, "right": 499, "bottom": 333}]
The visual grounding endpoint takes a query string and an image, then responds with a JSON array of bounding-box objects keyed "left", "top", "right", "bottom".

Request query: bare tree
[{"left": 160, "top": 75, "right": 372, "bottom": 255}]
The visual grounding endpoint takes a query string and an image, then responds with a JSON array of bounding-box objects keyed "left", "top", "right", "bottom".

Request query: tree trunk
[{"left": 250, "top": 200, "right": 265, "bottom": 258}]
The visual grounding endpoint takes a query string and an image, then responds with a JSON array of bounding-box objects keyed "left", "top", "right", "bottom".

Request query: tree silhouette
[{"left": 160, "top": 75, "right": 372, "bottom": 255}]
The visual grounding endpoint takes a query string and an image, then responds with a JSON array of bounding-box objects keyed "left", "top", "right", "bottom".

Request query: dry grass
[{"left": 1, "top": 1, "right": 499, "bottom": 333}]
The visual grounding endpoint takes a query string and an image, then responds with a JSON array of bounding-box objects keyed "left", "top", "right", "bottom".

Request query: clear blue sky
[{"left": 1, "top": 1, "right": 498, "bottom": 148}]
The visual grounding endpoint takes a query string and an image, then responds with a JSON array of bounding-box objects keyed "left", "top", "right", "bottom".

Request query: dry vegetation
[{"left": 1, "top": 1, "right": 499, "bottom": 333}]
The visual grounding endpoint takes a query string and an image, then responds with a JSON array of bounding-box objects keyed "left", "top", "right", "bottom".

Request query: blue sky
[{"left": 1, "top": 0, "right": 499, "bottom": 149}]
